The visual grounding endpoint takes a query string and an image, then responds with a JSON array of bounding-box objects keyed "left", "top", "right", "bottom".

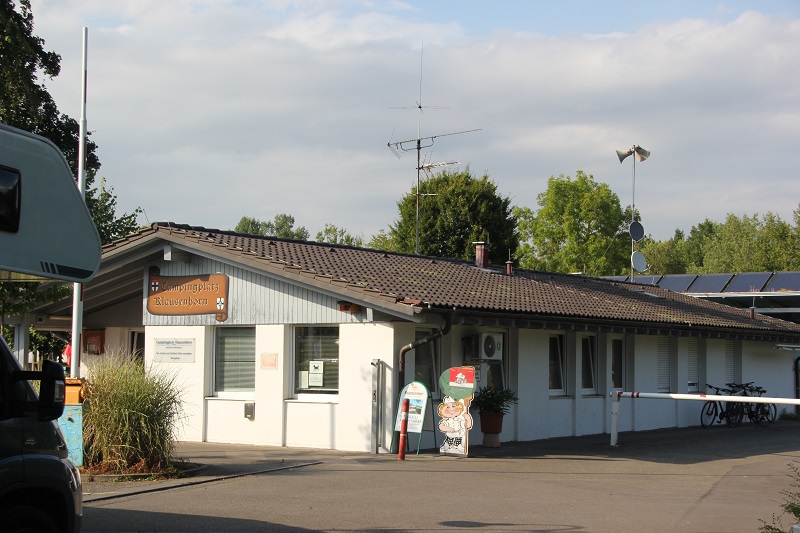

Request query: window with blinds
[
  {"left": 295, "top": 326, "right": 339, "bottom": 394},
  {"left": 687, "top": 338, "right": 699, "bottom": 392},
  {"left": 656, "top": 336, "right": 671, "bottom": 392},
  {"left": 215, "top": 327, "right": 255, "bottom": 393},
  {"left": 724, "top": 340, "right": 735, "bottom": 385}
]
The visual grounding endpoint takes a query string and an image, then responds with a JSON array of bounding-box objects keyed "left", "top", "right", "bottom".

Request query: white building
[{"left": 16, "top": 223, "right": 800, "bottom": 452}]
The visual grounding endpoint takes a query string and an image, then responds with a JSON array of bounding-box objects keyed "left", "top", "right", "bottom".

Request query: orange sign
[{"left": 147, "top": 267, "right": 229, "bottom": 321}]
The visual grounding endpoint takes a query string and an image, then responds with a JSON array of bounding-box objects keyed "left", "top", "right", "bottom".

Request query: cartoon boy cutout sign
[
  {"left": 438, "top": 396, "right": 472, "bottom": 455},
  {"left": 437, "top": 367, "right": 476, "bottom": 456}
]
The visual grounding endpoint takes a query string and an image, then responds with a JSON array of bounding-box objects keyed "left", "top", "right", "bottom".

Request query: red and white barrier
[{"left": 609, "top": 391, "right": 800, "bottom": 446}]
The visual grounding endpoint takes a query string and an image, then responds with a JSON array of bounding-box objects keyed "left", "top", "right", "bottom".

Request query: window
[
  {"left": 724, "top": 340, "right": 735, "bottom": 385},
  {"left": 548, "top": 334, "right": 566, "bottom": 396},
  {"left": 414, "top": 330, "right": 439, "bottom": 397},
  {"left": 295, "top": 326, "right": 339, "bottom": 395},
  {"left": 611, "top": 338, "right": 625, "bottom": 390},
  {"left": 687, "top": 338, "right": 699, "bottom": 392},
  {"left": 581, "top": 336, "right": 597, "bottom": 394},
  {"left": 656, "top": 336, "right": 670, "bottom": 392},
  {"left": 215, "top": 327, "right": 255, "bottom": 393}
]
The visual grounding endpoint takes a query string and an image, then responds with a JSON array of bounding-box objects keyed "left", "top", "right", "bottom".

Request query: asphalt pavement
[{"left": 82, "top": 421, "right": 800, "bottom": 532}]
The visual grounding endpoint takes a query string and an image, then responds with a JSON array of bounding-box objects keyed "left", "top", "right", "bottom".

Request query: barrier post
[
  {"left": 610, "top": 392, "right": 621, "bottom": 447},
  {"left": 397, "top": 399, "right": 409, "bottom": 461}
]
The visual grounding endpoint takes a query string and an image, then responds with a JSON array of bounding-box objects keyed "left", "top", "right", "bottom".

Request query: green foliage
[
  {"left": 760, "top": 461, "right": 800, "bottom": 532},
  {"left": 515, "top": 171, "right": 629, "bottom": 275},
  {"left": 83, "top": 351, "right": 183, "bottom": 474},
  {"left": 471, "top": 386, "right": 518, "bottom": 415},
  {"left": 234, "top": 214, "right": 309, "bottom": 240},
  {"left": 366, "top": 229, "right": 398, "bottom": 252},
  {"left": 641, "top": 208, "right": 800, "bottom": 276},
  {"left": 315, "top": 223, "right": 363, "bottom": 247},
  {"left": 389, "top": 168, "right": 518, "bottom": 261}
]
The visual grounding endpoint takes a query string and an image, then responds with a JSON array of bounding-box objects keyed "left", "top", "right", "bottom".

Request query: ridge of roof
[{"left": 99, "top": 222, "right": 800, "bottom": 339}]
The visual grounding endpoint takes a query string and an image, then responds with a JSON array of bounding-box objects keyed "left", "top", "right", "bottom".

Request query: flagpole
[{"left": 70, "top": 27, "right": 88, "bottom": 379}]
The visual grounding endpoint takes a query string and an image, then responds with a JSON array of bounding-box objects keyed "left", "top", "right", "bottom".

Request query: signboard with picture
[{"left": 436, "top": 366, "right": 476, "bottom": 457}]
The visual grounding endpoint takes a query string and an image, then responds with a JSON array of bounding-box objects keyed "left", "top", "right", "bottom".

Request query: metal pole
[
  {"left": 397, "top": 399, "right": 410, "bottom": 461},
  {"left": 610, "top": 391, "right": 621, "bottom": 446},
  {"left": 70, "top": 27, "right": 88, "bottom": 379},
  {"left": 630, "top": 150, "right": 635, "bottom": 282}
]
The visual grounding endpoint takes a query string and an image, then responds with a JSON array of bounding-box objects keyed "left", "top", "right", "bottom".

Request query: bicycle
[
  {"left": 748, "top": 384, "right": 777, "bottom": 424},
  {"left": 700, "top": 384, "right": 736, "bottom": 428},
  {"left": 726, "top": 382, "right": 771, "bottom": 428}
]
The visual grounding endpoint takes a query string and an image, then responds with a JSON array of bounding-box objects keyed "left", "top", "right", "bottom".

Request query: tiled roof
[{"left": 103, "top": 223, "right": 800, "bottom": 339}]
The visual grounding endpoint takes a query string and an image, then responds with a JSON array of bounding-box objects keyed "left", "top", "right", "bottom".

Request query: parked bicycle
[
  {"left": 725, "top": 382, "right": 771, "bottom": 428},
  {"left": 700, "top": 384, "right": 736, "bottom": 428}
]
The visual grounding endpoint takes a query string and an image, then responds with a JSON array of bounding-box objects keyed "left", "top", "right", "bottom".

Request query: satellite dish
[
  {"left": 629, "top": 220, "right": 645, "bottom": 242},
  {"left": 631, "top": 251, "right": 647, "bottom": 273}
]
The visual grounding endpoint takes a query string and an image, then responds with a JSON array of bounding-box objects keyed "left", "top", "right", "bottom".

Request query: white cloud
[{"left": 26, "top": 1, "right": 800, "bottom": 243}]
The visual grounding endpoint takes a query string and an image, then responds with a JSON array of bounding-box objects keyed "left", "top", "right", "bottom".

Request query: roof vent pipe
[
  {"left": 474, "top": 242, "right": 488, "bottom": 268},
  {"left": 506, "top": 260, "right": 513, "bottom": 276}
]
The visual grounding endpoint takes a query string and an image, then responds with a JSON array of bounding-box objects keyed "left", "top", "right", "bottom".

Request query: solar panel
[
  {"left": 687, "top": 273, "right": 733, "bottom": 293},
  {"left": 602, "top": 276, "right": 628, "bottom": 282},
  {"left": 764, "top": 272, "right": 800, "bottom": 292},
  {"left": 724, "top": 272, "right": 772, "bottom": 293},
  {"left": 632, "top": 275, "right": 662, "bottom": 285},
  {"left": 658, "top": 274, "right": 697, "bottom": 292}
]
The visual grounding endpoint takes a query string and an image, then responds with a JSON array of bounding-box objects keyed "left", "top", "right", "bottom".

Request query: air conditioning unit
[{"left": 479, "top": 332, "right": 504, "bottom": 360}]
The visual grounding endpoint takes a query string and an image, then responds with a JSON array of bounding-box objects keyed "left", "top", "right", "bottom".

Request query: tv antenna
[{"left": 388, "top": 45, "right": 481, "bottom": 254}]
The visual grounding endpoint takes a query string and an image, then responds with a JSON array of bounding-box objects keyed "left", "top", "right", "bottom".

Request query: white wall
[{"left": 146, "top": 325, "right": 208, "bottom": 442}]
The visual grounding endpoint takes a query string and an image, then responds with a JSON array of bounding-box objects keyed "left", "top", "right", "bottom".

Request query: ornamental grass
[{"left": 82, "top": 350, "right": 183, "bottom": 475}]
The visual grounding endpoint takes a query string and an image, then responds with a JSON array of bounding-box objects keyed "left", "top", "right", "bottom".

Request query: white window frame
[
  {"left": 580, "top": 335, "right": 598, "bottom": 395},
  {"left": 549, "top": 334, "right": 566, "bottom": 396},
  {"left": 213, "top": 327, "right": 256, "bottom": 399},
  {"left": 293, "top": 325, "right": 340, "bottom": 400}
]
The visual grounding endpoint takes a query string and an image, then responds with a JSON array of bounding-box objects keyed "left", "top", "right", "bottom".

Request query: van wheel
[{"left": 0, "top": 505, "right": 59, "bottom": 533}]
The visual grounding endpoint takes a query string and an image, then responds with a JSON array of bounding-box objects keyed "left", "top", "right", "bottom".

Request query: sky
[{"left": 27, "top": 0, "right": 800, "bottom": 244}]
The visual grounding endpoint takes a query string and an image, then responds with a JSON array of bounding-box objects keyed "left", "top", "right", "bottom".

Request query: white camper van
[{"left": 0, "top": 122, "right": 102, "bottom": 533}]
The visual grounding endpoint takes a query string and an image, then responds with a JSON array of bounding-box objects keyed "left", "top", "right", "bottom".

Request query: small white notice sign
[
  {"left": 309, "top": 360, "right": 324, "bottom": 387},
  {"left": 154, "top": 338, "right": 196, "bottom": 363}
]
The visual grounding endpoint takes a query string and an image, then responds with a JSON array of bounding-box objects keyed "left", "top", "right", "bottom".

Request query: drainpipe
[
  {"left": 391, "top": 310, "right": 454, "bottom": 453},
  {"left": 398, "top": 310, "right": 454, "bottom": 387}
]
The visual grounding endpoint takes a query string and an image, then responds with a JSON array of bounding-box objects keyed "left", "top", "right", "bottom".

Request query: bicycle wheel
[
  {"left": 726, "top": 402, "right": 744, "bottom": 428},
  {"left": 755, "top": 404, "right": 772, "bottom": 427},
  {"left": 700, "top": 401, "right": 717, "bottom": 428},
  {"left": 767, "top": 403, "right": 778, "bottom": 423}
]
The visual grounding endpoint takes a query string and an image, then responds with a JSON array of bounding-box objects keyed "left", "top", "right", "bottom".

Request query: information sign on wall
[
  {"left": 147, "top": 266, "right": 229, "bottom": 321},
  {"left": 153, "top": 338, "right": 196, "bottom": 363}
]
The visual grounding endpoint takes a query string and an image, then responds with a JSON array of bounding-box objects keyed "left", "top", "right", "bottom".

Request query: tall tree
[
  {"left": 1, "top": 1, "right": 139, "bottom": 353},
  {"left": 389, "top": 168, "right": 518, "bottom": 262},
  {"left": 315, "top": 223, "right": 363, "bottom": 247},
  {"left": 515, "top": 171, "right": 629, "bottom": 275},
  {"left": 0, "top": 0, "right": 140, "bottom": 243},
  {"left": 234, "top": 214, "right": 309, "bottom": 240}
]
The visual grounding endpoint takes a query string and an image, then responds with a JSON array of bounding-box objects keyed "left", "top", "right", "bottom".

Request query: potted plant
[{"left": 471, "top": 386, "right": 518, "bottom": 447}]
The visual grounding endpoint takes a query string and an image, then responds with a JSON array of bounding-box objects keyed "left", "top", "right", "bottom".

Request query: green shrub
[
  {"left": 83, "top": 351, "right": 183, "bottom": 474},
  {"left": 760, "top": 461, "right": 800, "bottom": 532}
]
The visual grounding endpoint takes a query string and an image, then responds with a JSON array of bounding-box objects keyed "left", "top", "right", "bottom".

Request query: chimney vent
[
  {"left": 474, "top": 242, "right": 488, "bottom": 268},
  {"left": 506, "top": 261, "right": 513, "bottom": 275}
]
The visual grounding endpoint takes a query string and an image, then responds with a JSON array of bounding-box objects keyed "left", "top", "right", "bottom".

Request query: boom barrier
[{"left": 609, "top": 391, "right": 800, "bottom": 446}]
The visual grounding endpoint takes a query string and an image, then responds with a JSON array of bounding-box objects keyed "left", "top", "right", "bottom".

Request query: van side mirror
[{"left": 36, "top": 360, "right": 66, "bottom": 421}]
